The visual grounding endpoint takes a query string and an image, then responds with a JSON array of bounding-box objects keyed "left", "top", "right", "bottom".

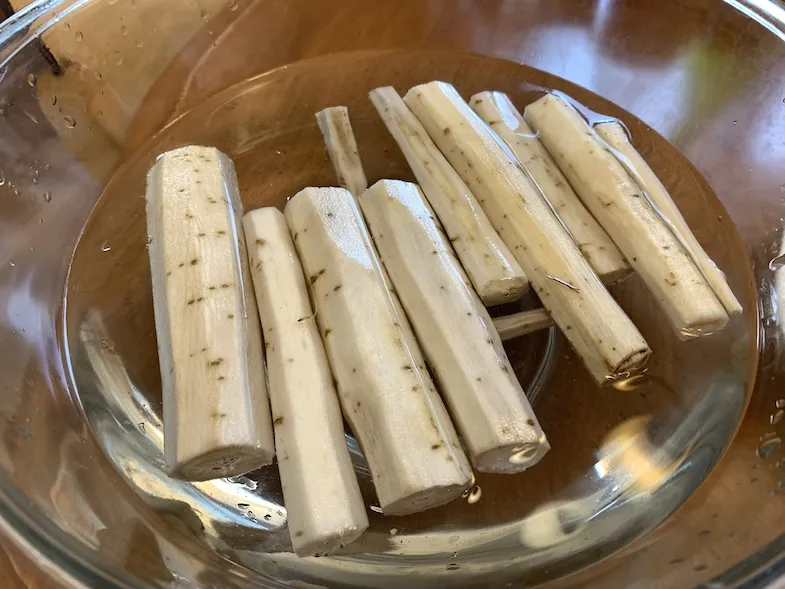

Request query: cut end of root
[
  {"left": 613, "top": 347, "right": 652, "bottom": 378},
  {"left": 381, "top": 481, "right": 470, "bottom": 516},
  {"left": 292, "top": 522, "right": 368, "bottom": 558},
  {"left": 474, "top": 436, "right": 551, "bottom": 474},
  {"left": 168, "top": 445, "right": 274, "bottom": 482}
]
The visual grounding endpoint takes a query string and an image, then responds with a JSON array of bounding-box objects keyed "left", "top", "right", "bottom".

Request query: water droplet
[
  {"left": 467, "top": 485, "right": 482, "bottom": 504},
  {"left": 228, "top": 0, "right": 238, "bottom": 10},
  {"left": 113, "top": 52, "right": 124, "bottom": 66},
  {"left": 777, "top": 399, "right": 785, "bottom": 409},
  {"left": 64, "top": 114, "right": 76, "bottom": 128},
  {"left": 120, "top": 24, "right": 128, "bottom": 35},
  {"left": 135, "top": 39, "right": 144, "bottom": 48},
  {"left": 758, "top": 437, "right": 782, "bottom": 459},
  {"left": 771, "top": 410, "right": 784, "bottom": 425},
  {"left": 451, "top": 551, "right": 458, "bottom": 558},
  {"left": 370, "top": 505, "right": 383, "bottom": 514},
  {"left": 27, "top": 73, "right": 36, "bottom": 86},
  {"left": 246, "top": 510, "right": 256, "bottom": 522},
  {"left": 101, "top": 339, "right": 115, "bottom": 353},
  {"left": 200, "top": 8, "right": 209, "bottom": 20},
  {"left": 24, "top": 111, "right": 39, "bottom": 124},
  {"left": 94, "top": 70, "right": 102, "bottom": 81},
  {"left": 446, "top": 563, "right": 460, "bottom": 571},
  {"left": 13, "top": 186, "right": 20, "bottom": 196},
  {"left": 732, "top": 120, "right": 738, "bottom": 125},
  {"left": 50, "top": 94, "right": 57, "bottom": 106},
  {"left": 263, "top": 513, "right": 271, "bottom": 521},
  {"left": 75, "top": 31, "right": 84, "bottom": 42},
  {"left": 101, "top": 241, "right": 111, "bottom": 252},
  {"left": 0, "top": 171, "right": 4, "bottom": 186},
  {"left": 44, "top": 164, "right": 50, "bottom": 171},
  {"left": 389, "top": 528, "right": 398, "bottom": 536}
]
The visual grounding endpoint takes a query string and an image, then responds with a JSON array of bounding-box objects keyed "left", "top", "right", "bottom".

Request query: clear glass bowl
[{"left": 0, "top": 0, "right": 783, "bottom": 587}]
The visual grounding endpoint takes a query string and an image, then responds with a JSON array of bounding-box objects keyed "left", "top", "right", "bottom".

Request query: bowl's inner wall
[{"left": 0, "top": 1, "right": 782, "bottom": 588}]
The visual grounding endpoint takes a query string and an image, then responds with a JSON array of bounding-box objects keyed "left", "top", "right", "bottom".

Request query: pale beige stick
[
  {"left": 146, "top": 145, "right": 274, "bottom": 481},
  {"left": 360, "top": 180, "right": 549, "bottom": 473},
  {"left": 369, "top": 86, "right": 529, "bottom": 305},
  {"left": 594, "top": 120, "right": 741, "bottom": 316},
  {"left": 285, "top": 186, "right": 471, "bottom": 515},
  {"left": 316, "top": 106, "right": 368, "bottom": 197},
  {"left": 494, "top": 308, "right": 554, "bottom": 341},
  {"left": 404, "top": 82, "right": 650, "bottom": 385},
  {"left": 243, "top": 208, "right": 368, "bottom": 557},
  {"left": 470, "top": 91, "right": 630, "bottom": 283},
  {"left": 524, "top": 94, "right": 728, "bottom": 338}
]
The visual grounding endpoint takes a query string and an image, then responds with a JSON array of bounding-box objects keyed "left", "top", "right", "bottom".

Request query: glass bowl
[{"left": 0, "top": 0, "right": 783, "bottom": 587}]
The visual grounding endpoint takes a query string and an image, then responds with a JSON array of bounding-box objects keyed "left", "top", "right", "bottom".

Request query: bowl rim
[{"left": 0, "top": 0, "right": 784, "bottom": 587}]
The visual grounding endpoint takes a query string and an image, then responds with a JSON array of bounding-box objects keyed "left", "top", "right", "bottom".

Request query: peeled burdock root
[
  {"left": 316, "top": 106, "right": 368, "bottom": 197},
  {"left": 145, "top": 145, "right": 274, "bottom": 481},
  {"left": 593, "top": 120, "right": 742, "bottom": 317},
  {"left": 359, "top": 180, "right": 550, "bottom": 472},
  {"left": 524, "top": 94, "right": 730, "bottom": 338},
  {"left": 370, "top": 86, "right": 529, "bottom": 305},
  {"left": 285, "top": 186, "right": 472, "bottom": 516},
  {"left": 404, "top": 82, "right": 651, "bottom": 385},
  {"left": 469, "top": 91, "right": 630, "bottom": 283},
  {"left": 244, "top": 207, "right": 368, "bottom": 556}
]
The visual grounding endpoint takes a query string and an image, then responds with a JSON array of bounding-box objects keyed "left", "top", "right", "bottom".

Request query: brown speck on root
[
  {"left": 187, "top": 299, "right": 196, "bottom": 305},
  {"left": 208, "top": 286, "right": 216, "bottom": 291},
  {"left": 526, "top": 419, "right": 535, "bottom": 426},
  {"left": 221, "top": 283, "right": 231, "bottom": 288},
  {"left": 295, "top": 531, "right": 304, "bottom": 537},
  {"left": 501, "top": 365, "right": 510, "bottom": 373},
  {"left": 178, "top": 263, "right": 185, "bottom": 268},
  {"left": 274, "top": 417, "right": 284, "bottom": 425},
  {"left": 476, "top": 377, "right": 482, "bottom": 382},
  {"left": 217, "top": 230, "right": 227, "bottom": 235},
  {"left": 227, "top": 314, "right": 235, "bottom": 319},
  {"left": 356, "top": 401, "right": 361, "bottom": 407},
  {"left": 324, "top": 328, "right": 332, "bottom": 337},
  {"left": 197, "top": 297, "right": 204, "bottom": 302},
  {"left": 208, "top": 358, "right": 224, "bottom": 367},
  {"left": 431, "top": 443, "right": 442, "bottom": 450},
  {"left": 334, "top": 284, "right": 342, "bottom": 292},
  {"left": 402, "top": 364, "right": 413, "bottom": 371},
  {"left": 256, "top": 238, "right": 266, "bottom": 246},
  {"left": 218, "top": 376, "right": 225, "bottom": 381}
]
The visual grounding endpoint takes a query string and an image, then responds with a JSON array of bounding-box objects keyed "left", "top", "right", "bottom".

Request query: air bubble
[
  {"left": 101, "top": 241, "right": 111, "bottom": 252},
  {"left": 50, "top": 95, "right": 57, "bottom": 106},
  {"left": 228, "top": 0, "right": 238, "bottom": 10},
  {"left": 75, "top": 31, "right": 84, "bottom": 42},
  {"left": 771, "top": 410, "right": 784, "bottom": 425},
  {"left": 27, "top": 73, "right": 37, "bottom": 87},
  {"left": 370, "top": 505, "right": 383, "bottom": 514},
  {"left": 64, "top": 115, "right": 76, "bottom": 128},
  {"left": 135, "top": 39, "right": 144, "bottom": 48},
  {"left": 758, "top": 438, "right": 781, "bottom": 459}
]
